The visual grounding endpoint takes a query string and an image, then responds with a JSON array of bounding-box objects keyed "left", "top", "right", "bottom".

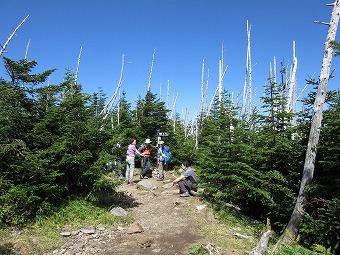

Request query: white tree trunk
[
  {"left": 75, "top": 46, "right": 82, "bottom": 84},
  {"left": 287, "top": 41, "right": 298, "bottom": 114},
  {"left": 147, "top": 48, "right": 156, "bottom": 92},
  {"left": 100, "top": 54, "right": 125, "bottom": 130},
  {"left": 274, "top": 0, "right": 340, "bottom": 250},
  {"left": 218, "top": 42, "right": 225, "bottom": 103},
  {"left": 200, "top": 58, "right": 205, "bottom": 113},
  {"left": 0, "top": 15, "right": 29, "bottom": 57}
]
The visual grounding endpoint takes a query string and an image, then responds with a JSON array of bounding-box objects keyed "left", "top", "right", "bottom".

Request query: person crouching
[{"left": 172, "top": 160, "right": 198, "bottom": 197}]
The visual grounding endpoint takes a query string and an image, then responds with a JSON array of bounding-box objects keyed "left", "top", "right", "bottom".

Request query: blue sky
[{"left": 1, "top": 0, "right": 339, "bottom": 119}]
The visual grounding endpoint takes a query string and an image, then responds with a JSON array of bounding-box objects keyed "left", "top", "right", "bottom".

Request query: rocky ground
[{"left": 45, "top": 173, "right": 254, "bottom": 255}]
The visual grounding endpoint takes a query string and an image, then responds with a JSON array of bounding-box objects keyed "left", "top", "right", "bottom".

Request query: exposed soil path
[
  {"left": 47, "top": 174, "right": 255, "bottom": 255},
  {"left": 104, "top": 177, "right": 204, "bottom": 255}
]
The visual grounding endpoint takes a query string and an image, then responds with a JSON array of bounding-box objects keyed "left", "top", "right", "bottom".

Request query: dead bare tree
[
  {"left": 75, "top": 47, "right": 82, "bottom": 84},
  {"left": 273, "top": 0, "right": 340, "bottom": 251},
  {"left": 166, "top": 79, "right": 170, "bottom": 112},
  {"left": 147, "top": 48, "right": 156, "bottom": 92},
  {"left": 242, "top": 20, "right": 253, "bottom": 123},
  {"left": 287, "top": 41, "right": 298, "bottom": 126},
  {"left": 99, "top": 54, "right": 126, "bottom": 130},
  {"left": 200, "top": 58, "right": 205, "bottom": 114},
  {"left": 0, "top": 15, "right": 29, "bottom": 57},
  {"left": 24, "top": 38, "right": 31, "bottom": 59}
]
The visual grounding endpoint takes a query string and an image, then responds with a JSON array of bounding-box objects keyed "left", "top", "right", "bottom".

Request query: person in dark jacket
[
  {"left": 138, "top": 138, "right": 157, "bottom": 179},
  {"left": 172, "top": 160, "right": 198, "bottom": 197}
]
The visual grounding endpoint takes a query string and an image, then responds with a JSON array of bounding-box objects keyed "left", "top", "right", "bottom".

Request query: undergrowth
[{"left": 0, "top": 198, "right": 130, "bottom": 255}]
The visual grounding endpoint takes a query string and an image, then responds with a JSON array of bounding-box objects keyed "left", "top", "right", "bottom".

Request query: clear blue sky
[{"left": 1, "top": 0, "right": 339, "bottom": 119}]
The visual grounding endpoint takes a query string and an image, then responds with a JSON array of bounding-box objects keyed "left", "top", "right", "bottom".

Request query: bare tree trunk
[
  {"left": 0, "top": 15, "right": 29, "bottom": 57},
  {"left": 100, "top": 54, "right": 125, "bottom": 130},
  {"left": 287, "top": 41, "right": 298, "bottom": 115},
  {"left": 218, "top": 42, "right": 225, "bottom": 103},
  {"left": 200, "top": 58, "right": 205, "bottom": 113},
  {"left": 75, "top": 46, "right": 82, "bottom": 84},
  {"left": 147, "top": 48, "right": 156, "bottom": 92},
  {"left": 274, "top": 0, "right": 340, "bottom": 251},
  {"left": 24, "top": 38, "right": 31, "bottom": 59},
  {"left": 166, "top": 79, "right": 170, "bottom": 111}
]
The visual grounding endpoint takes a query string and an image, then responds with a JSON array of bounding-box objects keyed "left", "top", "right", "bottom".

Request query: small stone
[
  {"left": 127, "top": 223, "right": 144, "bottom": 234},
  {"left": 110, "top": 206, "right": 128, "bottom": 217},
  {"left": 81, "top": 228, "right": 96, "bottom": 234},
  {"left": 138, "top": 238, "right": 152, "bottom": 248},
  {"left": 60, "top": 232, "right": 71, "bottom": 237},
  {"left": 196, "top": 204, "right": 207, "bottom": 211},
  {"left": 71, "top": 230, "right": 79, "bottom": 235}
]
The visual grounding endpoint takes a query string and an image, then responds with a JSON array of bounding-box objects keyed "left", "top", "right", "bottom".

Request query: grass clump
[
  {"left": 0, "top": 198, "right": 130, "bottom": 255},
  {"left": 186, "top": 201, "right": 263, "bottom": 255}
]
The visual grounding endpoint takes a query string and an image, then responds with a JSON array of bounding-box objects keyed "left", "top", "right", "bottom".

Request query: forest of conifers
[{"left": 0, "top": 56, "right": 339, "bottom": 253}]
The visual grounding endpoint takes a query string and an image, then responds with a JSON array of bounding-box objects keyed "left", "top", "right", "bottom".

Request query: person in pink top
[{"left": 125, "top": 138, "right": 143, "bottom": 184}]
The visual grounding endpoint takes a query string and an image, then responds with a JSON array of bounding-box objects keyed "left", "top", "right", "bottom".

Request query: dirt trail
[
  {"left": 48, "top": 174, "right": 254, "bottom": 255},
  {"left": 105, "top": 176, "right": 206, "bottom": 255}
]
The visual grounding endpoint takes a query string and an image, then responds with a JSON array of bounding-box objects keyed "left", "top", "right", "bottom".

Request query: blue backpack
[{"left": 160, "top": 145, "right": 172, "bottom": 163}]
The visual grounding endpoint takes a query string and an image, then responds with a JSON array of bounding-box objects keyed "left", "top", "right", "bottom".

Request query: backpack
[{"left": 160, "top": 145, "right": 172, "bottom": 163}]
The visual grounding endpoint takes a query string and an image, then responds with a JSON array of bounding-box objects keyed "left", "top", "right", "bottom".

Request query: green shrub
[
  {"left": 86, "top": 172, "right": 123, "bottom": 206},
  {"left": 300, "top": 198, "right": 340, "bottom": 255}
]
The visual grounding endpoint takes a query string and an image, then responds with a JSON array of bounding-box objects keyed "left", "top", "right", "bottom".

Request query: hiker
[
  {"left": 172, "top": 160, "right": 198, "bottom": 197},
  {"left": 112, "top": 142, "right": 123, "bottom": 178},
  {"left": 125, "top": 138, "right": 143, "bottom": 184},
  {"left": 138, "top": 138, "right": 157, "bottom": 179},
  {"left": 156, "top": 140, "right": 170, "bottom": 181}
]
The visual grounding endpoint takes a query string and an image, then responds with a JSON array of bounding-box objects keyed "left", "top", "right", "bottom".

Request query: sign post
[{"left": 158, "top": 132, "right": 169, "bottom": 143}]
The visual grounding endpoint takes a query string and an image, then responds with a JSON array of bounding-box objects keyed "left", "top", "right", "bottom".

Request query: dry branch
[{"left": 0, "top": 15, "right": 29, "bottom": 57}]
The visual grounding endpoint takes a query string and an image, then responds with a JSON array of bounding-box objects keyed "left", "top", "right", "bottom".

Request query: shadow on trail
[{"left": 92, "top": 189, "right": 143, "bottom": 210}]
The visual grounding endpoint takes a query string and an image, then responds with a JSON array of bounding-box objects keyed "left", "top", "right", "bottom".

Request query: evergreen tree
[
  {"left": 134, "top": 91, "right": 169, "bottom": 142},
  {"left": 0, "top": 58, "right": 62, "bottom": 225},
  {"left": 299, "top": 90, "right": 340, "bottom": 254},
  {"left": 3, "top": 57, "right": 55, "bottom": 88}
]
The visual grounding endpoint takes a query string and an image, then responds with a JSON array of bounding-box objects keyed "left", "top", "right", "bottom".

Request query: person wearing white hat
[{"left": 138, "top": 138, "right": 157, "bottom": 179}]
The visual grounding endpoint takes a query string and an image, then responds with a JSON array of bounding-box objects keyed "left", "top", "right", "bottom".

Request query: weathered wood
[
  {"left": 75, "top": 46, "right": 82, "bottom": 84},
  {"left": 274, "top": 0, "right": 340, "bottom": 251},
  {"left": 248, "top": 218, "right": 273, "bottom": 255},
  {"left": 0, "top": 15, "right": 29, "bottom": 57},
  {"left": 248, "top": 230, "right": 273, "bottom": 255},
  {"left": 147, "top": 48, "right": 156, "bottom": 92},
  {"left": 100, "top": 54, "right": 125, "bottom": 130},
  {"left": 287, "top": 41, "right": 298, "bottom": 115}
]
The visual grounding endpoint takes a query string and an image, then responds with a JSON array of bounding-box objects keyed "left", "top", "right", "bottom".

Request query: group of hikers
[{"left": 110, "top": 138, "right": 198, "bottom": 197}]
